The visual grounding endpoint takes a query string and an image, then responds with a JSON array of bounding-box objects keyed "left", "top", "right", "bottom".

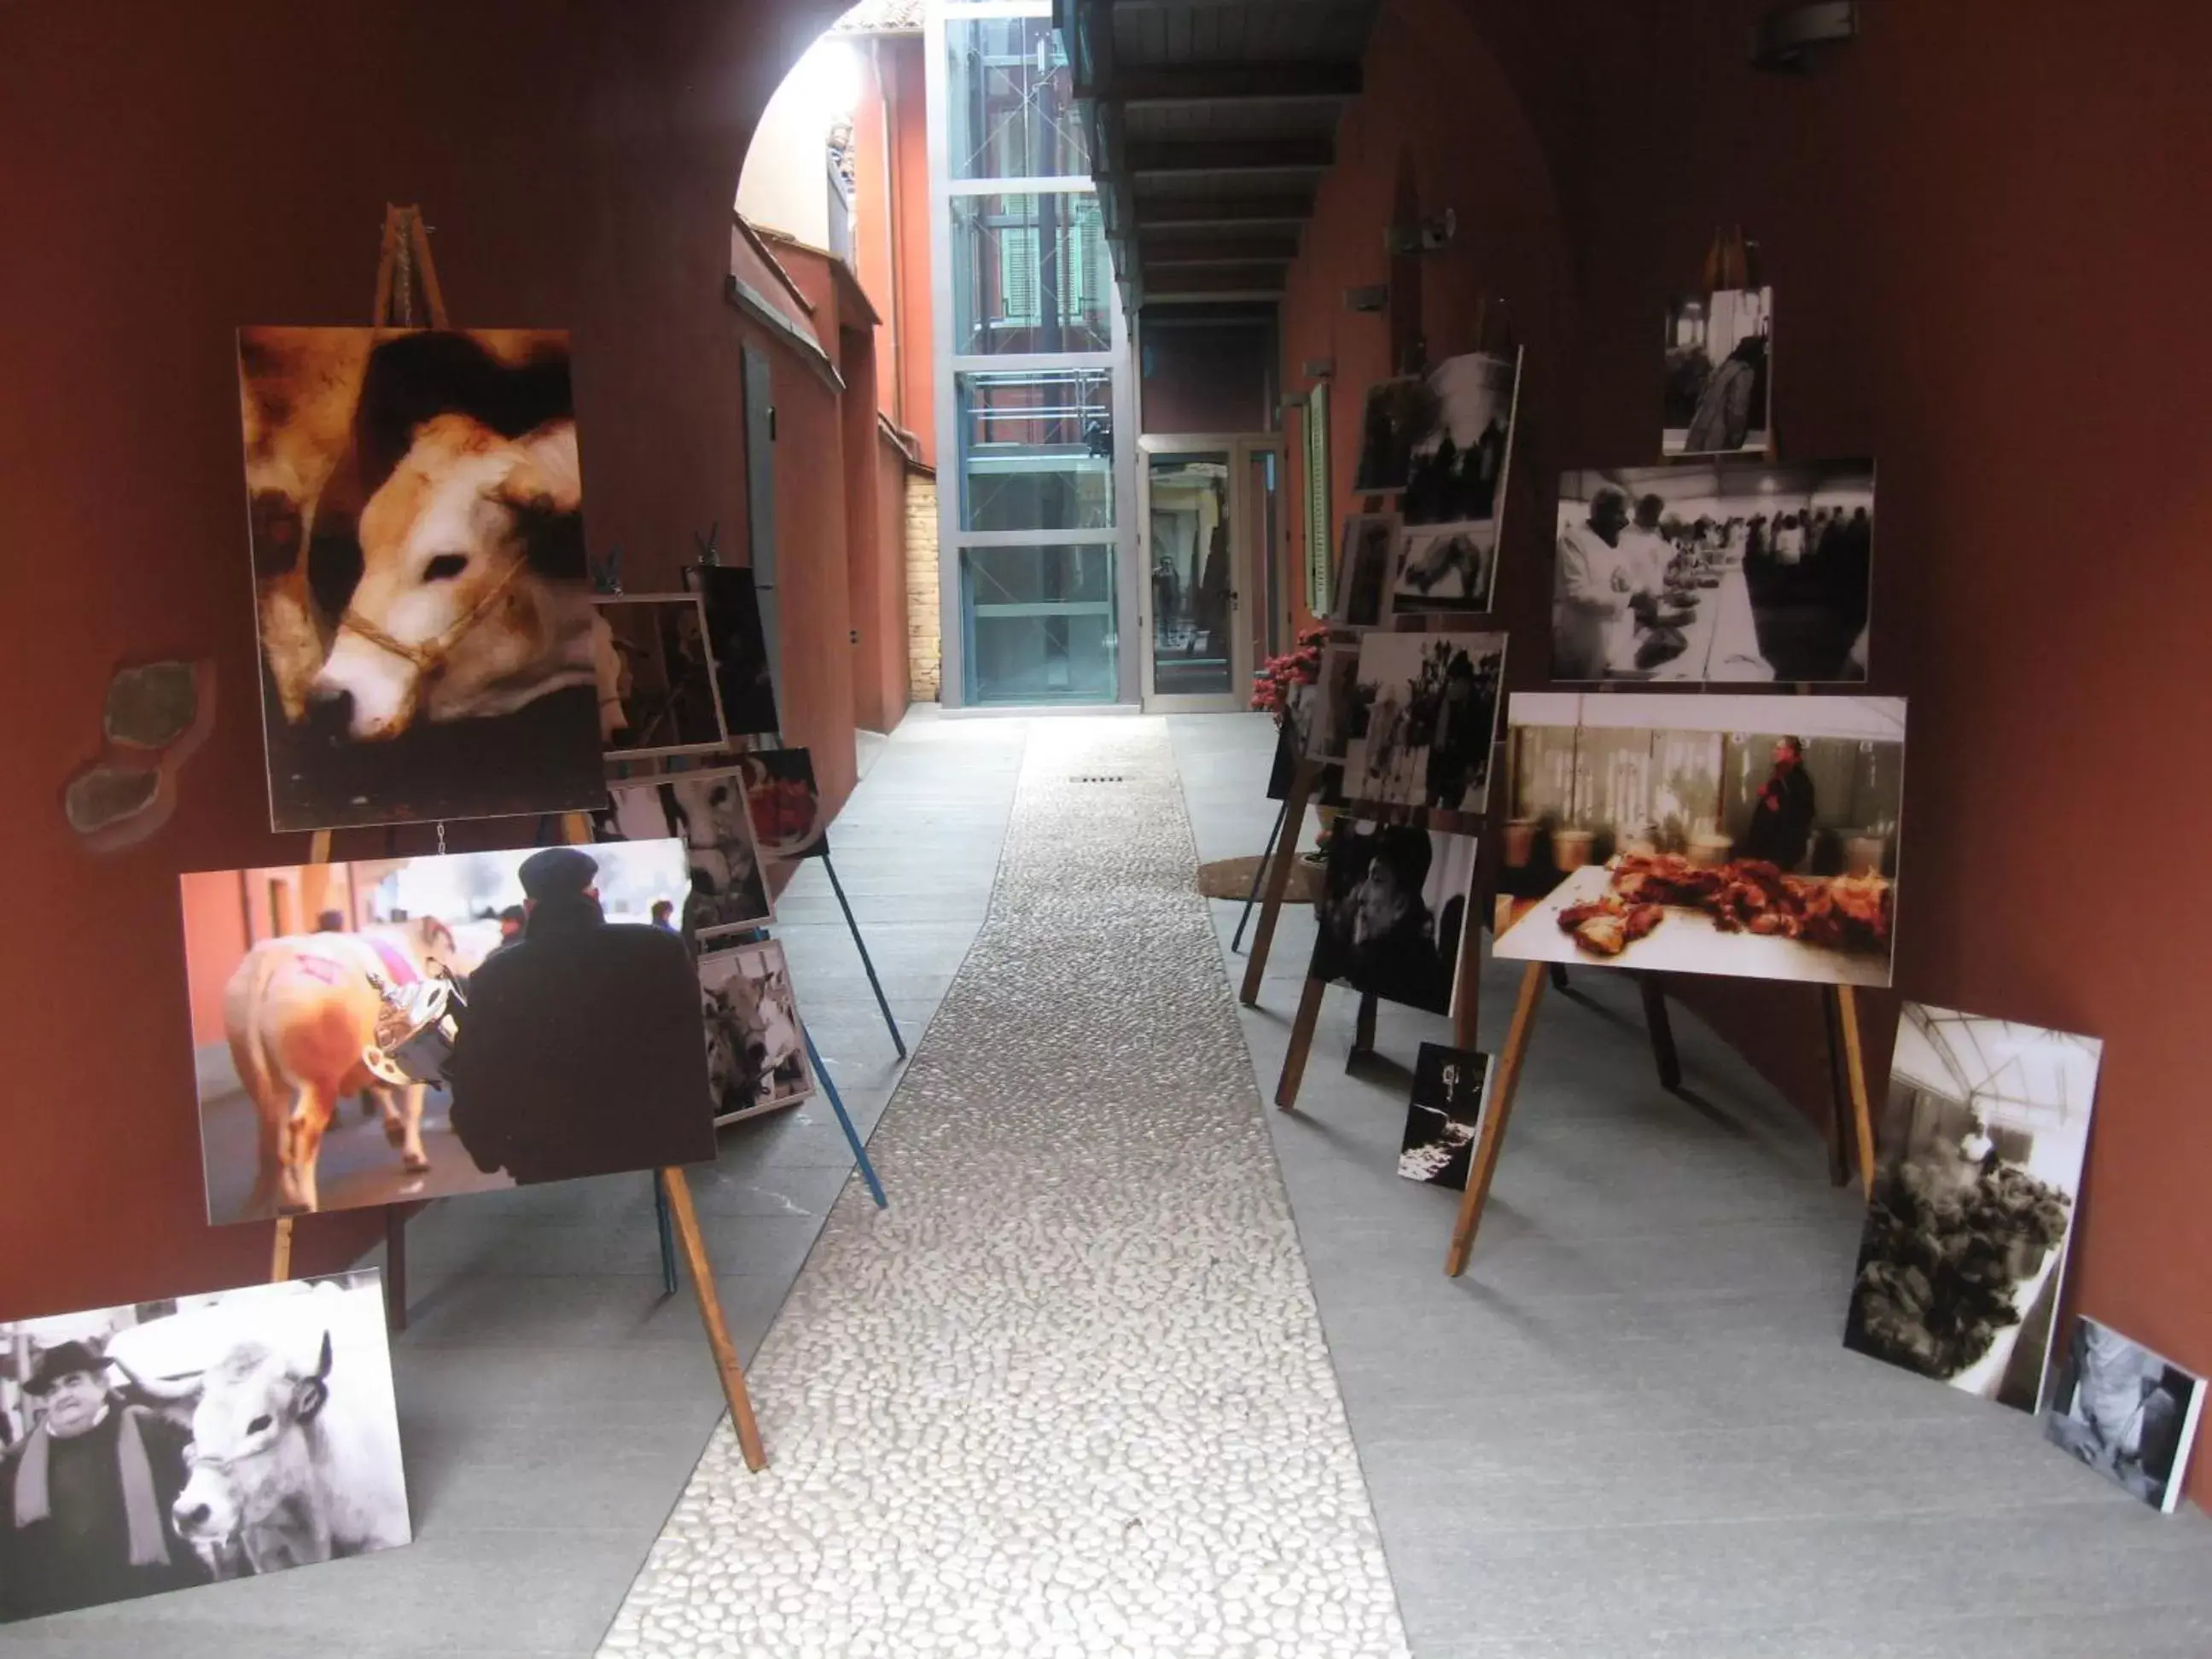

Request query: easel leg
[
  {"left": 824, "top": 854, "right": 905, "bottom": 1060},
  {"left": 1833, "top": 985, "right": 1877, "bottom": 1199},
  {"left": 383, "top": 1208, "right": 409, "bottom": 1332},
  {"left": 654, "top": 1173, "right": 678, "bottom": 1295},
  {"left": 1273, "top": 975, "right": 1328, "bottom": 1110},
  {"left": 1232, "top": 796, "right": 1292, "bottom": 956},
  {"left": 805, "top": 1026, "right": 887, "bottom": 1208},
  {"left": 1348, "top": 991, "right": 1378, "bottom": 1067},
  {"left": 1638, "top": 975, "right": 1682, "bottom": 1091},
  {"left": 1445, "top": 963, "right": 1545, "bottom": 1277},
  {"left": 270, "top": 1216, "right": 294, "bottom": 1284},
  {"left": 1240, "top": 763, "right": 1317, "bottom": 1005},
  {"left": 1547, "top": 963, "right": 1570, "bottom": 992},
  {"left": 660, "top": 1167, "right": 767, "bottom": 1473}
]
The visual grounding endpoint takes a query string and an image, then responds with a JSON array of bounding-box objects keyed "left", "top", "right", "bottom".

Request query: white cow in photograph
[
  {"left": 701, "top": 957, "right": 806, "bottom": 1118},
  {"left": 223, "top": 917, "right": 462, "bottom": 1214}
]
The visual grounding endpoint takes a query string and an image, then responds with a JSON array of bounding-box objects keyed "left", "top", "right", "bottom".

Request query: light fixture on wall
[
  {"left": 1344, "top": 285, "right": 1388, "bottom": 313},
  {"left": 1383, "top": 209, "right": 1457, "bottom": 255},
  {"left": 1753, "top": 1, "right": 1858, "bottom": 72}
]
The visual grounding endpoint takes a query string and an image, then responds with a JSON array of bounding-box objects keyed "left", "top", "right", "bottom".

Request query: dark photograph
[
  {"left": 2043, "top": 1317, "right": 2205, "bottom": 1513},
  {"left": 1391, "top": 521, "right": 1499, "bottom": 614},
  {"left": 237, "top": 326, "right": 603, "bottom": 832},
  {"left": 1309, "top": 821, "right": 1479, "bottom": 1016},
  {"left": 1398, "top": 1043, "right": 1493, "bottom": 1189},
  {"left": 1350, "top": 375, "right": 1430, "bottom": 497},
  {"left": 1330, "top": 515, "right": 1397, "bottom": 628},
  {"left": 1664, "top": 287, "right": 1773, "bottom": 456},
  {"left": 741, "top": 748, "right": 831, "bottom": 860},
  {"left": 595, "top": 594, "right": 731, "bottom": 760},
  {"left": 1401, "top": 351, "right": 1520, "bottom": 529},
  {"left": 1845, "top": 1004, "right": 2102, "bottom": 1411},
  {"left": 692, "top": 563, "right": 782, "bottom": 736},
  {"left": 1553, "top": 461, "right": 1874, "bottom": 684},
  {"left": 698, "top": 940, "right": 815, "bottom": 1124},
  {"left": 1341, "top": 631, "right": 1507, "bottom": 830},
  {"left": 0, "top": 1272, "right": 407, "bottom": 1622},
  {"left": 1302, "top": 642, "right": 1365, "bottom": 765},
  {"left": 181, "top": 842, "right": 713, "bottom": 1222},
  {"left": 597, "top": 766, "right": 771, "bottom": 940}
]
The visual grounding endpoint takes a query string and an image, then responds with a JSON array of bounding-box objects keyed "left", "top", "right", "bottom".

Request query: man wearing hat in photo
[
  {"left": 445, "top": 846, "right": 714, "bottom": 1186},
  {"left": 0, "top": 1340, "right": 203, "bottom": 1621}
]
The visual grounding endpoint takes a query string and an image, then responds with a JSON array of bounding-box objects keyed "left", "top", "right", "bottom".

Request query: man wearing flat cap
[
  {"left": 445, "top": 845, "right": 715, "bottom": 1186},
  {"left": 0, "top": 1341, "right": 202, "bottom": 1621}
]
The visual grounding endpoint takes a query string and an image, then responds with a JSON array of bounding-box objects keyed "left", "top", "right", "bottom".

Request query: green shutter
[{"left": 1303, "top": 382, "right": 1330, "bottom": 614}]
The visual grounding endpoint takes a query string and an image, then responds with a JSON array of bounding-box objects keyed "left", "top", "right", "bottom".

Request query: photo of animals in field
[
  {"left": 236, "top": 327, "right": 605, "bottom": 832},
  {"left": 1663, "top": 287, "right": 1773, "bottom": 456},
  {"left": 697, "top": 941, "right": 814, "bottom": 1123},
  {"left": 180, "top": 841, "right": 714, "bottom": 1223},
  {"left": 595, "top": 593, "right": 731, "bottom": 760},
  {"left": 1340, "top": 631, "right": 1507, "bottom": 831},
  {"left": 0, "top": 1272, "right": 407, "bottom": 1622},
  {"left": 1846, "top": 1005, "right": 2102, "bottom": 1412},
  {"left": 1493, "top": 692, "right": 1906, "bottom": 987},
  {"left": 693, "top": 563, "right": 782, "bottom": 737},
  {"left": 595, "top": 766, "right": 771, "bottom": 939}
]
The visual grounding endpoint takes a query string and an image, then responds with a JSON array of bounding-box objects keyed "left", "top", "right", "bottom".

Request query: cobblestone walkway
[{"left": 598, "top": 721, "right": 1408, "bottom": 1659}]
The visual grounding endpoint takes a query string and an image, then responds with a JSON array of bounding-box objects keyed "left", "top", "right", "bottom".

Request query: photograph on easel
[
  {"left": 1493, "top": 693, "right": 1906, "bottom": 986},
  {"left": 1844, "top": 1004, "right": 2102, "bottom": 1412},
  {"left": 595, "top": 594, "right": 731, "bottom": 760},
  {"left": 1310, "top": 822, "right": 1479, "bottom": 1016},
  {"left": 1329, "top": 515, "right": 1398, "bottom": 628},
  {"left": 180, "top": 841, "right": 713, "bottom": 1223},
  {"left": 698, "top": 940, "right": 815, "bottom": 1123},
  {"left": 1302, "top": 643, "right": 1364, "bottom": 765},
  {"left": 1391, "top": 519, "right": 1499, "bottom": 615},
  {"left": 691, "top": 563, "right": 781, "bottom": 736},
  {"left": 2043, "top": 1316, "right": 2204, "bottom": 1513},
  {"left": 1349, "top": 375, "right": 1431, "bottom": 497},
  {"left": 1663, "top": 287, "right": 1773, "bottom": 456},
  {"left": 740, "top": 748, "right": 831, "bottom": 860},
  {"left": 1400, "top": 351, "right": 1519, "bottom": 531},
  {"left": 1341, "top": 630, "right": 1507, "bottom": 830},
  {"left": 237, "top": 327, "right": 604, "bottom": 832},
  {"left": 1398, "top": 1043, "right": 1493, "bottom": 1189},
  {"left": 595, "top": 766, "right": 771, "bottom": 940},
  {"left": 1553, "top": 461, "right": 1873, "bottom": 683},
  {"left": 0, "top": 1272, "right": 407, "bottom": 1622}
]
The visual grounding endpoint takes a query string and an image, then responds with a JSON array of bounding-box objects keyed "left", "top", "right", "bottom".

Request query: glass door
[{"left": 1138, "top": 435, "right": 1284, "bottom": 712}]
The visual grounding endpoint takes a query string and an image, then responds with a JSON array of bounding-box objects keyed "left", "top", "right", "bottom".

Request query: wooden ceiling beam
[
  {"left": 1138, "top": 233, "right": 1300, "bottom": 265},
  {"left": 1104, "top": 61, "right": 1362, "bottom": 107},
  {"left": 1120, "top": 136, "right": 1334, "bottom": 176}
]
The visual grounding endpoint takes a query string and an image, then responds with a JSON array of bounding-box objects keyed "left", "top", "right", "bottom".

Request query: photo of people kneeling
[{"left": 178, "top": 841, "right": 717, "bottom": 1223}]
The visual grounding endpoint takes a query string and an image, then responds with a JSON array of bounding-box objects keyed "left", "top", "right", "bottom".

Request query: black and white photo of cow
[
  {"left": 597, "top": 768, "right": 771, "bottom": 939},
  {"left": 697, "top": 941, "right": 813, "bottom": 1124}
]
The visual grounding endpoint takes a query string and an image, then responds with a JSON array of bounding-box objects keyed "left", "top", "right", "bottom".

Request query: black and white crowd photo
[
  {"left": 1398, "top": 1042, "right": 1493, "bottom": 1189},
  {"left": 698, "top": 940, "right": 815, "bottom": 1123},
  {"left": 597, "top": 767, "right": 772, "bottom": 940},
  {"left": 1309, "top": 822, "right": 1479, "bottom": 1016},
  {"left": 1552, "top": 460, "right": 1874, "bottom": 683},
  {"left": 1400, "top": 351, "right": 1520, "bottom": 529},
  {"left": 1663, "top": 286, "right": 1773, "bottom": 456},
  {"left": 2042, "top": 1317, "right": 2206, "bottom": 1512},
  {"left": 1845, "top": 1004, "right": 2102, "bottom": 1411},
  {"left": 1342, "top": 631, "right": 1507, "bottom": 830},
  {"left": 0, "top": 1272, "right": 409, "bottom": 1621}
]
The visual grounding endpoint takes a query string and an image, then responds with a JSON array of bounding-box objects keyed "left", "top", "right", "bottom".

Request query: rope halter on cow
[{"left": 335, "top": 556, "right": 529, "bottom": 682}]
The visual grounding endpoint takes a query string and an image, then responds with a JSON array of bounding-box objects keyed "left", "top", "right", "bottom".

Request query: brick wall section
[{"left": 904, "top": 473, "right": 941, "bottom": 699}]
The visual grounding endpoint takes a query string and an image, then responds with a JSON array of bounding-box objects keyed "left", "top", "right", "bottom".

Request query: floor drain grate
[{"left": 1069, "top": 774, "right": 1126, "bottom": 784}]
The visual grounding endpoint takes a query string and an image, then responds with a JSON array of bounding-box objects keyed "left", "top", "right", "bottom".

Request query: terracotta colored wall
[
  {"left": 882, "top": 36, "right": 936, "bottom": 466},
  {"left": 840, "top": 323, "right": 894, "bottom": 735},
  {"left": 1284, "top": 0, "right": 2212, "bottom": 1486},
  {"left": 1140, "top": 318, "right": 1278, "bottom": 436},
  {"left": 873, "top": 440, "right": 917, "bottom": 722},
  {"left": 0, "top": 0, "right": 844, "bottom": 1319}
]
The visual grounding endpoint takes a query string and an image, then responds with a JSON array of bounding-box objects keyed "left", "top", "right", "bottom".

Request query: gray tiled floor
[
  {"left": 5, "top": 708, "right": 1026, "bottom": 1658},
  {"left": 1170, "top": 712, "right": 2212, "bottom": 1659}
]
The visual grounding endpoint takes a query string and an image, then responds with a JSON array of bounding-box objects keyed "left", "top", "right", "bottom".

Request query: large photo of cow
[
  {"left": 698, "top": 940, "right": 815, "bottom": 1124},
  {"left": 237, "top": 328, "right": 606, "bottom": 832},
  {"left": 180, "top": 841, "right": 715, "bottom": 1223},
  {"left": 0, "top": 1271, "right": 407, "bottom": 1623},
  {"left": 595, "top": 766, "right": 771, "bottom": 940}
]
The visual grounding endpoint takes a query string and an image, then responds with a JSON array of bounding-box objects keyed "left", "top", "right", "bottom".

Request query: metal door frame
[{"left": 1135, "top": 432, "right": 1284, "bottom": 713}]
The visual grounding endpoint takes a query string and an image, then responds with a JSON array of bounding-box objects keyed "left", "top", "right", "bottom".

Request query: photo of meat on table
[{"left": 1494, "top": 692, "right": 1907, "bottom": 989}]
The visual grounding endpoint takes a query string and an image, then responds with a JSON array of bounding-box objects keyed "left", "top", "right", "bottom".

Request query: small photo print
[
  {"left": 595, "top": 593, "right": 731, "bottom": 760},
  {"left": 1310, "top": 821, "right": 1479, "bottom": 1016},
  {"left": 1398, "top": 1043, "right": 1493, "bottom": 1189},
  {"left": 2043, "top": 1317, "right": 2205, "bottom": 1513},
  {"left": 1401, "top": 351, "right": 1520, "bottom": 530},
  {"left": 1393, "top": 521, "right": 1499, "bottom": 614},
  {"left": 691, "top": 564, "right": 781, "bottom": 737},
  {"left": 741, "top": 748, "right": 830, "bottom": 860},
  {"left": 0, "top": 1271, "right": 408, "bottom": 1623},
  {"left": 1844, "top": 1004, "right": 2102, "bottom": 1411},
  {"left": 1664, "top": 287, "right": 1773, "bottom": 456},
  {"left": 180, "top": 841, "right": 713, "bottom": 1222},
  {"left": 1341, "top": 631, "right": 1508, "bottom": 830},
  {"left": 596, "top": 767, "right": 771, "bottom": 939},
  {"left": 1330, "top": 515, "right": 1398, "bottom": 628},
  {"left": 698, "top": 940, "right": 815, "bottom": 1123}
]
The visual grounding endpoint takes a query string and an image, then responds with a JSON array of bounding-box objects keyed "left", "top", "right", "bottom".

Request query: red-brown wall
[
  {"left": 0, "top": 0, "right": 844, "bottom": 1318},
  {"left": 851, "top": 35, "right": 934, "bottom": 464},
  {"left": 1282, "top": 0, "right": 2212, "bottom": 1487}
]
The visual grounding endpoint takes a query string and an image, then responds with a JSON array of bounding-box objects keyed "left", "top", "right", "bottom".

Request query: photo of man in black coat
[
  {"left": 1740, "top": 735, "right": 1818, "bottom": 871},
  {"left": 446, "top": 846, "right": 716, "bottom": 1185}
]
